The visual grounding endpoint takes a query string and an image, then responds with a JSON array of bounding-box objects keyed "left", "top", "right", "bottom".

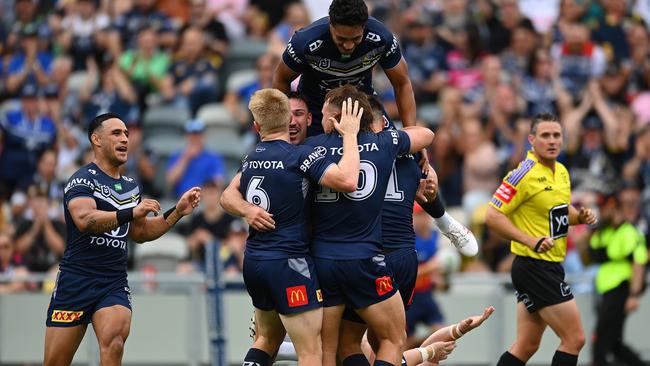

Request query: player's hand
[
  {"left": 578, "top": 207, "right": 597, "bottom": 226},
  {"left": 176, "top": 186, "right": 201, "bottom": 216},
  {"left": 245, "top": 206, "right": 275, "bottom": 231},
  {"left": 625, "top": 296, "right": 640, "bottom": 314},
  {"left": 332, "top": 97, "right": 362, "bottom": 137},
  {"left": 134, "top": 199, "right": 162, "bottom": 219},
  {"left": 457, "top": 306, "right": 495, "bottom": 334},
  {"left": 415, "top": 165, "right": 438, "bottom": 203},
  {"left": 427, "top": 341, "right": 456, "bottom": 363},
  {"left": 418, "top": 148, "right": 430, "bottom": 174},
  {"left": 532, "top": 236, "right": 554, "bottom": 253}
]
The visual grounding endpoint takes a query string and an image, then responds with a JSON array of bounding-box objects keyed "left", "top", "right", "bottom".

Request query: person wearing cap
[
  {"left": 487, "top": 112, "right": 597, "bottom": 366},
  {"left": 588, "top": 185, "right": 648, "bottom": 366},
  {"left": 5, "top": 23, "right": 53, "bottom": 95},
  {"left": 166, "top": 118, "right": 226, "bottom": 199},
  {"left": 0, "top": 84, "right": 57, "bottom": 202}
]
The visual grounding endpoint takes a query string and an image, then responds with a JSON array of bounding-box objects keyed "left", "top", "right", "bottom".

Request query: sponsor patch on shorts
[
  {"left": 375, "top": 276, "right": 393, "bottom": 296},
  {"left": 286, "top": 285, "right": 308, "bottom": 307},
  {"left": 51, "top": 310, "right": 84, "bottom": 323}
]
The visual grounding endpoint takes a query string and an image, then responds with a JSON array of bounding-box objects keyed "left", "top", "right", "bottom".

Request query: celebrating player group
[{"left": 220, "top": 1, "right": 490, "bottom": 366}]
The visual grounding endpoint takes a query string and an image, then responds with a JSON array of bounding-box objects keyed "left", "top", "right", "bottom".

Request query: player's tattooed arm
[{"left": 85, "top": 218, "right": 121, "bottom": 233}]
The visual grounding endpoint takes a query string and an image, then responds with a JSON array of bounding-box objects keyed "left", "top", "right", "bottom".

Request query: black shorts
[{"left": 511, "top": 255, "right": 573, "bottom": 313}]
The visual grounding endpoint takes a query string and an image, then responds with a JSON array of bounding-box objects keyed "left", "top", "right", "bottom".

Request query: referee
[{"left": 486, "top": 112, "right": 597, "bottom": 366}]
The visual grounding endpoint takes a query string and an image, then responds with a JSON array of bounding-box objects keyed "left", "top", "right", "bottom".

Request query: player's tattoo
[{"left": 85, "top": 218, "right": 120, "bottom": 233}]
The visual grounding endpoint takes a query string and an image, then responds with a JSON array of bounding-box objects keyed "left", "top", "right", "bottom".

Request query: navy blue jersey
[
  {"left": 381, "top": 153, "right": 422, "bottom": 250},
  {"left": 283, "top": 17, "right": 402, "bottom": 130},
  {"left": 304, "top": 130, "right": 411, "bottom": 259},
  {"left": 61, "top": 163, "right": 140, "bottom": 278},
  {"left": 240, "top": 140, "right": 334, "bottom": 260}
]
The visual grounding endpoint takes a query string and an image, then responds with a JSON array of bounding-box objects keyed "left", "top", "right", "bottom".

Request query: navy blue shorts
[
  {"left": 342, "top": 248, "right": 417, "bottom": 323},
  {"left": 46, "top": 271, "right": 132, "bottom": 327},
  {"left": 405, "top": 290, "right": 444, "bottom": 335},
  {"left": 315, "top": 255, "right": 397, "bottom": 309},
  {"left": 243, "top": 256, "right": 323, "bottom": 315}
]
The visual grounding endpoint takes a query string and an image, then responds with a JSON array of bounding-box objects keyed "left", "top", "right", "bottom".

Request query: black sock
[
  {"left": 401, "top": 356, "right": 407, "bottom": 366},
  {"left": 497, "top": 351, "right": 525, "bottom": 366},
  {"left": 551, "top": 350, "right": 578, "bottom": 366},
  {"left": 342, "top": 353, "right": 371, "bottom": 366},
  {"left": 373, "top": 360, "right": 395, "bottom": 366},
  {"left": 243, "top": 347, "right": 271, "bottom": 366}
]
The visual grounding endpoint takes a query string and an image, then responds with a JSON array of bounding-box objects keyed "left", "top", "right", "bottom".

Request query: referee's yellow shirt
[{"left": 489, "top": 151, "right": 571, "bottom": 262}]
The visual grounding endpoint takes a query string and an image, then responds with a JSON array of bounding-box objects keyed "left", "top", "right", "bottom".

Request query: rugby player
[{"left": 43, "top": 113, "right": 201, "bottom": 366}]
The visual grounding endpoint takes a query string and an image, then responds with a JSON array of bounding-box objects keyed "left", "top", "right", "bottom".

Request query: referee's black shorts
[{"left": 511, "top": 255, "right": 574, "bottom": 313}]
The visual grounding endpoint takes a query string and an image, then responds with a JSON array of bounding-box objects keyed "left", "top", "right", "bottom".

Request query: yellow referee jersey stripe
[{"left": 489, "top": 151, "right": 571, "bottom": 262}]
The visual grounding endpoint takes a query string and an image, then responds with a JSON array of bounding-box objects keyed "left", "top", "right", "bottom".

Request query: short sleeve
[
  {"left": 64, "top": 175, "right": 95, "bottom": 204},
  {"left": 380, "top": 130, "right": 411, "bottom": 158},
  {"left": 298, "top": 146, "right": 335, "bottom": 184},
  {"left": 489, "top": 162, "right": 535, "bottom": 215},
  {"left": 282, "top": 32, "right": 307, "bottom": 73},
  {"left": 633, "top": 231, "right": 648, "bottom": 265},
  {"left": 379, "top": 32, "right": 402, "bottom": 70}
]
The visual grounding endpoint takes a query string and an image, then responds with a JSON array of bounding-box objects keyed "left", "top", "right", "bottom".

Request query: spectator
[
  {"left": 461, "top": 118, "right": 499, "bottom": 219},
  {"left": 14, "top": 185, "right": 65, "bottom": 273},
  {"left": 520, "top": 49, "right": 570, "bottom": 119},
  {"left": 551, "top": 22, "right": 606, "bottom": 101},
  {"left": 222, "top": 219, "right": 247, "bottom": 276},
  {"left": 166, "top": 119, "right": 226, "bottom": 199},
  {"left": 544, "top": 0, "right": 588, "bottom": 47},
  {"left": 0, "top": 231, "right": 30, "bottom": 293},
  {"left": 162, "top": 27, "right": 219, "bottom": 116},
  {"left": 5, "top": 0, "right": 51, "bottom": 53},
  {"left": 207, "top": 0, "right": 248, "bottom": 41},
  {"left": 623, "top": 125, "right": 650, "bottom": 227},
  {"left": 223, "top": 53, "right": 279, "bottom": 127},
  {"left": 591, "top": 0, "right": 630, "bottom": 61},
  {"left": 626, "top": 22, "right": 650, "bottom": 100},
  {"left": 0, "top": 84, "right": 57, "bottom": 202},
  {"left": 444, "top": 22, "right": 485, "bottom": 96},
  {"left": 483, "top": 0, "right": 535, "bottom": 54},
  {"left": 400, "top": 12, "right": 447, "bottom": 103},
  {"left": 80, "top": 57, "right": 139, "bottom": 125},
  {"left": 108, "top": 0, "right": 176, "bottom": 55},
  {"left": 10, "top": 148, "right": 64, "bottom": 221},
  {"left": 5, "top": 24, "right": 53, "bottom": 96},
  {"left": 268, "top": 2, "right": 311, "bottom": 56},
  {"left": 500, "top": 25, "right": 538, "bottom": 82},
  {"left": 57, "top": 0, "right": 110, "bottom": 71},
  {"left": 181, "top": 180, "right": 236, "bottom": 268},
  {"left": 184, "top": 0, "right": 230, "bottom": 64},
  {"left": 118, "top": 26, "right": 170, "bottom": 112}
]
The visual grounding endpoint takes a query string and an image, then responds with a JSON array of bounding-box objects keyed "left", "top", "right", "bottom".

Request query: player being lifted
[
  {"left": 44, "top": 113, "right": 201, "bottom": 366},
  {"left": 223, "top": 88, "right": 364, "bottom": 366},
  {"left": 274, "top": 0, "right": 477, "bottom": 257}
]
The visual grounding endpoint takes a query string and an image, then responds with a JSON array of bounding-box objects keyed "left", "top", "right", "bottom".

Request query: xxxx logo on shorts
[
  {"left": 51, "top": 310, "right": 84, "bottom": 323},
  {"left": 286, "top": 285, "right": 308, "bottom": 307},
  {"left": 375, "top": 276, "right": 393, "bottom": 296},
  {"left": 316, "top": 289, "right": 323, "bottom": 303}
]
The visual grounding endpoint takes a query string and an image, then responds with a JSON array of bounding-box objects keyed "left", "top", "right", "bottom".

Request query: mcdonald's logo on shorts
[
  {"left": 375, "top": 276, "right": 393, "bottom": 296},
  {"left": 316, "top": 289, "right": 323, "bottom": 302},
  {"left": 286, "top": 285, "right": 308, "bottom": 307},
  {"left": 51, "top": 310, "right": 84, "bottom": 323}
]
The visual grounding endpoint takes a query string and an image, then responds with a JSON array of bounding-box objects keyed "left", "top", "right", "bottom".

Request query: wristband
[
  {"left": 418, "top": 347, "right": 431, "bottom": 362},
  {"left": 116, "top": 207, "right": 134, "bottom": 225},
  {"left": 163, "top": 206, "right": 177, "bottom": 220},
  {"left": 534, "top": 238, "right": 545, "bottom": 253},
  {"left": 455, "top": 323, "right": 465, "bottom": 338},
  {"left": 449, "top": 323, "right": 458, "bottom": 340}
]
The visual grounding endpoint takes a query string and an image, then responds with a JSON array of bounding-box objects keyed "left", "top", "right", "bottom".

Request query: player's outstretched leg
[
  {"left": 245, "top": 308, "right": 286, "bottom": 366},
  {"left": 429, "top": 195, "right": 478, "bottom": 256},
  {"left": 44, "top": 325, "right": 87, "bottom": 366},
  {"left": 356, "top": 292, "right": 406, "bottom": 366},
  {"left": 280, "top": 307, "right": 323, "bottom": 366},
  {"left": 92, "top": 305, "right": 132, "bottom": 366}
]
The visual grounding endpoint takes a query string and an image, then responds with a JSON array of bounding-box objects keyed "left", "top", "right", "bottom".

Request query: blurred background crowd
[{"left": 0, "top": 0, "right": 648, "bottom": 326}]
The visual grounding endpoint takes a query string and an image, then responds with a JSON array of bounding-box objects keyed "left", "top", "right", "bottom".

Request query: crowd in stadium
[{"left": 0, "top": 0, "right": 648, "bottom": 311}]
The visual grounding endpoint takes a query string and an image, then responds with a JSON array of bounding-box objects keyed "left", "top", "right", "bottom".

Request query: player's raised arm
[
  {"left": 402, "top": 126, "right": 434, "bottom": 153},
  {"left": 273, "top": 61, "right": 300, "bottom": 94},
  {"left": 385, "top": 57, "right": 417, "bottom": 127},
  {"left": 320, "top": 98, "right": 362, "bottom": 192},
  {"left": 128, "top": 187, "right": 201, "bottom": 243},
  {"left": 220, "top": 172, "right": 275, "bottom": 231}
]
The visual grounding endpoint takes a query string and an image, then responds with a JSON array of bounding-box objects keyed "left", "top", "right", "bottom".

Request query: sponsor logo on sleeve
[
  {"left": 286, "top": 285, "right": 309, "bottom": 307},
  {"left": 385, "top": 36, "right": 398, "bottom": 57},
  {"left": 375, "top": 276, "right": 393, "bottom": 296},
  {"left": 51, "top": 310, "right": 84, "bottom": 323},
  {"left": 64, "top": 178, "right": 95, "bottom": 194},
  {"left": 308, "top": 39, "right": 323, "bottom": 52},
  {"left": 286, "top": 42, "right": 302, "bottom": 64},
  {"left": 494, "top": 182, "right": 517, "bottom": 203}
]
